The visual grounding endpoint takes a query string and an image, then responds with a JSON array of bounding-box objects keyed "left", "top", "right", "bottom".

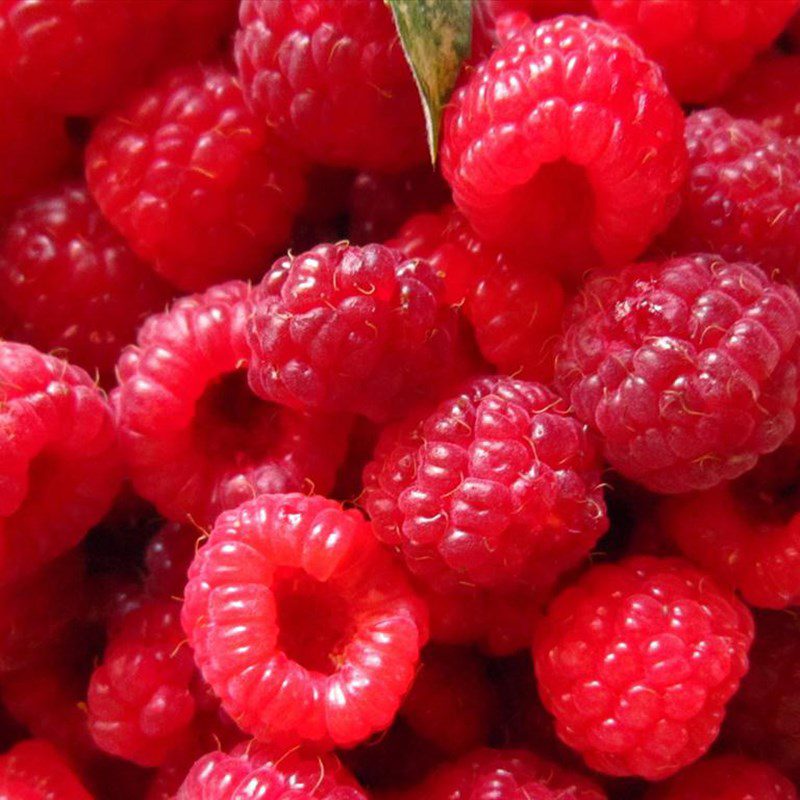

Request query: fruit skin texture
[
  {"left": 663, "top": 109, "right": 800, "bottom": 288},
  {"left": 592, "top": 0, "right": 799, "bottom": 104},
  {"left": 440, "top": 14, "right": 686, "bottom": 273},
  {"left": 362, "top": 375, "right": 607, "bottom": 593},
  {"left": 0, "top": 739, "right": 92, "bottom": 800},
  {"left": 246, "top": 242, "right": 464, "bottom": 422},
  {"left": 0, "top": 341, "right": 121, "bottom": 585},
  {"left": 555, "top": 254, "right": 800, "bottom": 494},
  {"left": 115, "top": 280, "right": 349, "bottom": 526},
  {"left": 534, "top": 556, "right": 754, "bottom": 780},
  {"left": 0, "top": 181, "right": 173, "bottom": 385},
  {"left": 234, "top": 0, "right": 426, "bottom": 172},
  {"left": 644, "top": 754, "right": 797, "bottom": 800},
  {"left": 86, "top": 63, "right": 306, "bottom": 293},
  {"left": 182, "top": 493, "right": 428, "bottom": 748}
]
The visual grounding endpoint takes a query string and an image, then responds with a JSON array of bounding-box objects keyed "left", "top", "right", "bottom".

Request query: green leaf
[{"left": 387, "top": 0, "right": 472, "bottom": 165}]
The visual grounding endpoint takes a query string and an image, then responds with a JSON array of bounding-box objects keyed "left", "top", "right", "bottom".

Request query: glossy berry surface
[{"left": 0, "top": 739, "right": 92, "bottom": 800}]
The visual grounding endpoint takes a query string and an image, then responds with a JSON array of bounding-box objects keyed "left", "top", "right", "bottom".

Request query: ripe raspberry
[
  {"left": 440, "top": 15, "right": 686, "bottom": 273},
  {"left": 176, "top": 741, "right": 367, "bottom": 800},
  {"left": 182, "top": 493, "right": 428, "bottom": 748},
  {"left": 246, "top": 242, "right": 465, "bottom": 422},
  {"left": 644, "top": 754, "right": 797, "bottom": 800},
  {"left": 86, "top": 63, "right": 307, "bottom": 292},
  {"left": 555, "top": 255, "right": 800, "bottom": 494},
  {"left": 234, "top": 0, "right": 426, "bottom": 172},
  {"left": 592, "top": 0, "right": 798, "bottom": 103},
  {"left": 0, "top": 341, "right": 121, "bottom": 584},
  {"left": 362, "top": 375, "right": 607, "bottom": 593},
  {"left": 534, "top": 556, "right": 754, "bottom": 780},
  {"left": 0, "top": 740, "right": 92, "bottom": 800},
  {"left": 0, "top": 0, "right": 236, "bottom": 116},
  {"left": 0, "top": 181, "right": 173, "bottom": 385},
  {"left": 390, "top": 206, "right": 566, "bottom": 380},
  {"left": 115, "top": 281, "right": 349, "bottom": 525},
  {"left": 663, "top": 109, "right": 800, "bottom": 287}
]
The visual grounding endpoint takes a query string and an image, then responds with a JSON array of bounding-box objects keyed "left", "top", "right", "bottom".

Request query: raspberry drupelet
[
  {"left": 115, "top": 281, "right": 349, "bottom": 526},
  {"left": 663, "top": 109, "right": 800, "bottom": 287},
  {"left": 440, "top": 14, "right": 686, "bottom": 275},
  {"left": 234, "top": 0, "right": 426, "bottom": 172},
  {"left": 592, "top": 0, "right": 799, "bottom": 104},
  {"left": 182, "top": 493, "right": 428, "bottom": 748},
  {"left": 362, "top": 375, "right": 608, "bottom": 594},
  {"left": 86, "top": 63, "right": 307, "bottom": 293},
  {"left": 555, "top": 254, "right": 800, "bottom": 494},
  {"left": 0, "top": 739, "right": 92, "bottom": 800},
  {"left": 0, "top": 341, "right": 121, "bottom": 585},
  {"left": 246, "top": 242, "right": 465, "bottom": 422},
  {"left": 0, "top": 181, "right": 174, "bottom": 385},
  {"left": 534, "top": 555, "right": 754, "bottom": 780}
]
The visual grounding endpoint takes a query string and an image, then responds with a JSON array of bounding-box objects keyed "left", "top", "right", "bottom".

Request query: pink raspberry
[
  {"left": 555, "top": 255, "right": 800, "bottom": 494},
  {"left": 644, "top": 754, "right": 796, "bottom": 800},
  {"left": 246, "top": 242, "right": 466, "bottom": 422},
  {"left": 234, "top": 0, "right": 426, "bottom": 171},
  {"left": 592, "top": 0, "right": 799, "bottom": 103},
  {"left": 534, "top": 556, "right": 754, "bottom": 780},
  {"left": 663, "top": 109, "right": 800, "bottom": 287},
  {"left": 86, "top": 63, "right": 307, "bottom": 292},
  {"left": 440, "top": 15, "right": 686, "bottom": 273},
  {"left": 0, "top": 739, "right": 92, "bottom": 800},
  {"left": 0, "top": 341, "right": 121, "bottom": 584},
  {"left": 182, "top": 493, "right": 428, "bottom": 748},
  {"left": 115, "top": 281, "right": 349, "bottom": 526},
  {"left": 361, "top": 375, "right": 607, "bottom": 593},
  {"left": 0, "top": 181, "right": 173, "bottom": 385}
]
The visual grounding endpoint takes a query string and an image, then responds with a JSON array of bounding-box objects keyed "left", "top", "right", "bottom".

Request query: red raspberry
[
  {"left": 246, "top": 242, "right": 465, "bottom": 422},
  {"left": 0, "top": 181, "right": 173, "bottom": 385},
  {"left": 115, "top": 281, "right": 349, "bottom": 526},
  {"left": 555, "top": 255, "right": 800, "bottom": 494},
  {"left": 86, "top": 63, "right": 307, "bottom": 293},
  {"left": 644, "top": 754, "right": 797, "bottom": 800},
  {"left": 592, "top": 0, "right": 798, "bottom": 104},
  {"left": 440, "top": 15, "right": 686, "bottom": 273},
  {"left": 0, "top": 0, "right": 236, "bottom": 116},
  {"left": 663, "top": 109, "right": 800, "bottom": 287},
  {"left": 0, "top": 740, "right": 92, "bottom": 800},
  {"left": 0, "top": 341, "right": 121, "bottom": 584},
  {"left": 361, "top": 375, "right": 607, "bottom": 593},
  {"left": 234, "top": 0, "right": 426, "bottom": 172},
  {"left": 400, "top": 747, "right": 606, "bottom": 800},
  {"left": 390, "top": 206, "right": 566, "bottom": 380},
  {"left": 182, "top": 493, "right": 428, "bottom": 748},
  {"left": 534, "top": 556, "right": 754, "bottom": 780}
]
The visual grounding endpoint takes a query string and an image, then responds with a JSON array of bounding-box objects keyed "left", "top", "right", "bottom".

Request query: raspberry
[
  {"left": 555, "top": 255, "right": 800, "bottom": 494},
  {"left": 361, "top": 375, "right": 607, "bottom": 593},
  {"left": 439, "top": 15, "right": 686, "bottom": 273},
  {"left": 400, "top": 747, "right": 606, "bottom": 800},
  {"left": 182, "top": 492, "right": 428, "bottom": 748},
  {"left": 534, "top": 555, "right": 754, "bottom": 780},
  {"left": 234, "top": 0, "right": 426, "bottom": 172},
  {"left": 176, "top": 741, "right": 367, "bottom": 800},
  {"left": 721, "top": 53, "right": 800, "bottom": 138},
  {"left": 592, "top": 0, "right": 799, "bottom": 104},
  {"left": 663, "top": 109, "right": 800, "bottom": 287},
  {"left": 0, "top": 341, "right": 121, "bottom": 584},
  {"left": 0, "top": 0, "right": 236, "bottom": 116},
  {"left": 0, "top": 181, "right": 173, "bottom": 385},
  {"left": 0, "top": 740, "right": 92, "bottom": 800},
  {"left": 644, "top": 754, "right": 797, "bottom": 800},
  {"left": 86, "top": 63, "right": 307, "bottom": 293},
  {"left": 246, "top": 242, "right": 465, "bottom": 422},
  {"left": 390, "top": 206, "right": 566, "bottom": 380},
  {"left": 115, "top": 281, "right": 349, "bottom": 526}
]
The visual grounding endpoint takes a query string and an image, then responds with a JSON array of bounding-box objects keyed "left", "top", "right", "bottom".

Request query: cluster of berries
[{"left": 2, "top": 0, "right": 800, "bottom": 798}]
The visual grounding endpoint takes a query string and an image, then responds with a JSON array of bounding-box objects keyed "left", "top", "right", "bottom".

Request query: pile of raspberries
[{"left": 4, "top": 0, "right": 800, "bottom": 798}]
